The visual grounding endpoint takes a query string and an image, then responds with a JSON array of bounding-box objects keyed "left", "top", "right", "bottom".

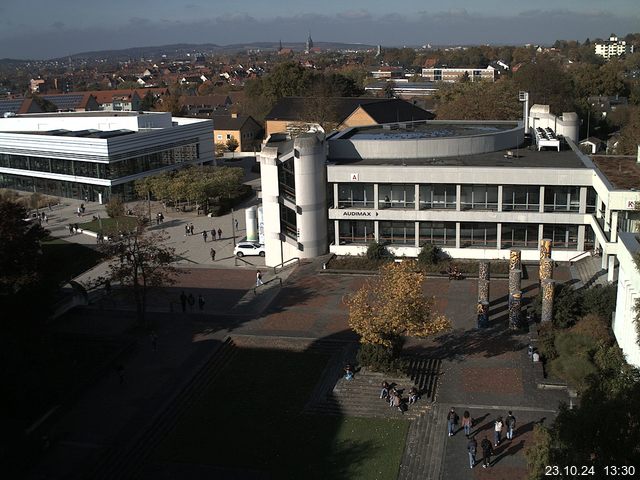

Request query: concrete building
[
  {"left": 0, "top": 111, "right": 214, "bottom": 202},
  {"left": 614, "top": 232, "right": 640, "bottom": 367},
  {"left": 595, "top": 34, "right": 634, "bottom": 59},
  {"left": 421, "top": 66, "right": 495, "bottom": 82}
]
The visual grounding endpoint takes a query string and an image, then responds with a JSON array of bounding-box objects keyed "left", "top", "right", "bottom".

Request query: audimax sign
[{"left": 342, "top": 211, "right": 379, "bottom": 217}]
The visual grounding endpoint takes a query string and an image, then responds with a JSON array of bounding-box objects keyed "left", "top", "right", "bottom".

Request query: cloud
[
  {"left": 0, "top": 9, "right": 638, "bottom": 59},
  {"left": 51, "top": 21, "right": 65, "bottom": 30}
]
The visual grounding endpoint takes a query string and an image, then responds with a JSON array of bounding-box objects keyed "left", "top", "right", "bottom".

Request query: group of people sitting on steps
[{"left": 379, "top": 381, "right": 419, "bottom": 414}]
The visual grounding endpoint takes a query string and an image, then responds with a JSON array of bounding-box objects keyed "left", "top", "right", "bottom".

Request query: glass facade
[
  {"left": 419, "top": 184, "right": 456, "bottom": 209},
  {"left": 419, "top": 222, "right": 456, "bottom": 246},
  {"left": 543, "top": 224, "right": 579, "bottom": 249},
  {"left": 280, "top": 204, "right": 297, "bottom": 240},
  {"left": 502, "top": 185, "right": 540, "bottom": 211},
  {"left": 460, "top": 223, "right": 498, "bottom": 248},
  {"left": 380, "top": 221, "right": 415, "bottom": 244},
  {"left": 460, "top": 185, "right": 498, "bottom": 211},
  {"left": 544, "top": 186, "right": 580, "bottom": 212},
  {"left": 338, "top": 220, "right": 374, "bottom": 244},
  {"left": 337, "top": 183, "right": 374, "bottom": 208},
  {"left": 378, "top": 184, "right": 415, "bottom": 209},
  {"left": 0, "top": 173, "right": 109, "bottom": 202},
  {"left": 586, "top": 188, "right": 597, "bottom": 213},
  {"left": 278, "top": 159, "right": 295, "bottom": 202},
  {"left": 501, "top": 223, "right": 539, "bottom": 248}
]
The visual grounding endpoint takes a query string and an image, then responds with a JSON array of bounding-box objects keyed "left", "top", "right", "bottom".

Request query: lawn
[
  {"left": 153, "top": 348, "right": 409, "bottom": 479},
  {"left": 40, "top": 238, "right": 104, "bottom": 287},
  {"left": 79, "top": 215, "right": 139, "bottom": 235}
]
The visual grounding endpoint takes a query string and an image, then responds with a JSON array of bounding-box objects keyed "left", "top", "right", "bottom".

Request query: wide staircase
[
  {"left": 571, "top": 255, "right": 612, "bottom": 289},
  {"left": 397, "top": 404, "right": 446, "bottom": 480}
]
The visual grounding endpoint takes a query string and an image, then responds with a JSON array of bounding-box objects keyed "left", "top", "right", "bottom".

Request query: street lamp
[{"left": 231, "top": 207, "right": 236, "bottom": 246}]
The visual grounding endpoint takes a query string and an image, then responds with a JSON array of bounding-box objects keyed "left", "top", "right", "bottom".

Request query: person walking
[
  {"left": 344, "top": 364, "right": 354, "bottom": 380},
  {"left": 235, "top": 218, "right": 239, "bottom": 230},
  {"left": 481, "top": 437, "right": 493, "bottom": 468},
  {"left": 217, "top": 227, "right": 222, "bottom": 239},
  {"left": 505, "top": 411, "right": 516, "bottom": 440},
  {"left": 68, "top": 224, "right": 74, "bottom": 235},
  {"left": 187, "top": 293, "right": 195, "bottom": 311},
  {"left": 180, "top": 291, "right": 187, "bottom": 312},
  {"left": 256, "top": 269, "right": 264, "bottom": 286},
  {"left": 447, "top": 407, "right": 458, "bottom": 437},
  {"left": 185, "top": 225, "right": 189, "bottom": 236},
  {"left": 494, "top": 416, "right": 503, "bottom": 447},
  {"left": 211, "top": 228, "right": 217, "bottom": 241},
  {"left": 198, "top": 294, "right": 205, "bottom": 311},
  {"left": 202, "top": 230, "right": 208, "bottom": 242},
  {"left": 210, "top": 248, "right": 216, "bottom": 261},
  {"left": 467, "top": 436, "right": 478, "bottom": 469},
  {"left": 189, "top": 223, "right": 194, "bottom": 235},
  {"left": 380, "top": 381, "right": 390, "bottom": 400},
  {"left": 461, "top": 410, "right": 472, "bottom": 437}
]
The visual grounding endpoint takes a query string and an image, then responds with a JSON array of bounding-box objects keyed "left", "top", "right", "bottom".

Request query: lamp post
[{"left": 231, "top": 207, "right": 236, "bottom": 246}]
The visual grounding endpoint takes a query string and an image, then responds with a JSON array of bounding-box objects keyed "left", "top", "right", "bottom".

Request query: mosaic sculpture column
[
  {"left": 539, "top": 238, "right": 552, "bottom": 282},
  {"left": 477, "top": 300, "right": 489, "bottom": 329},
  {"left": 509, "top": 248, "right": 522, "bottom": 273},
  {"left": 509, "top": 268, "right": 522, "bottom": 296},
  {"left": 539, "top": 257, "right": 553, "bottom": 283},
  {"left": 509, "top": 291, "right": 522, "bottom": 329},
  {"left": 541, "top": 279, "right": 555, "bottom": 323}
]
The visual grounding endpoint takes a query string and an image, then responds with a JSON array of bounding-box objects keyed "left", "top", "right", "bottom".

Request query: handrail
[
  {"left": 568, "top": 250, "right": 592, "bottom": 264},
  {"left": 234, "top": 256, "right": 253, "bottom": 267},
  {"left": 273, "top": 257, "right": 300, "bottom": 274}
]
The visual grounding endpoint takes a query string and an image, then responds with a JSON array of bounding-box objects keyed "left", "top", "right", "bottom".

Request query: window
[
  {"left": 338, "top": 220, "right": 374, "bottom": 244},
  {"left": 278, "top": 159, "right": 295, "bottom": 202},
  {"left": 226, "top": 134, "right": 231, "bottom": 140},
  {"left": 543, "top": 225, "right": 579, "bottom": 249},
  {"left": 217, "top": 134, "right": 222, "bottom": 140},
  {"left": 501, "top": 223, "right": 538, "bottom": 248},
  {"left": 378, "top": 184, "right": 415, "bottom": 209},
  {"left": 419, "top": 222, "right": 456, "bottom": 246},
  {"left": 502, "top": 186, "right": 540, "bottom": 211},
  {"left": 460, "top": 185, "right": 498, "bottom": 210},
  {"left": 380, "top": 221, "right": 415, "bottom": 245},
  {"left": 544, "top": 186, "right": 580, "bottom": 212},
  {"left": 419, "top": 184, "right": 456, "bottom": 209},
  {"left": 337, "top": 183, "right": 374, "bottom": 208},
  {"left": 280, "top": 204, "right": 297, "bottom": 240},
  {"left": 460, "top": 223, "right": 497, "bottom": 248},
  {"left": 586, "top": 188, "right": 597, "bottom": 213}
]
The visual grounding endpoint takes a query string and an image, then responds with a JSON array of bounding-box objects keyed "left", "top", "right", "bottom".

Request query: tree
[
  {"left": 382, "top": 81, "right": 396, "bottom": 99},
  {"left": 513, "top": 58, "right": 575, "bottom": 114},
  {"left": 139, "top": 91, "right": 158, "bottom": 111},
  {"left": 417, "top": 243, "right": 441, "bottom": 266},
  {"left": 105, "top": 196, "right": 125, "bottom": 218},
  {"left": 434, "top": 78, "right": 521, "bottom": 120},
  {"left": 0, "top": 198, "right": 48, "bottom": 295},
  {"left": 345, "top": 261, "right": 450, "bottom": 348},
  {"left": 226, "top": 137, "right": 239, "bottom": 152},
  {"left": 215, "top": 142, "right": 227, "bottom": 157},
  {"left": 100, "top": 229, "right": 180, "bottom": 325}
]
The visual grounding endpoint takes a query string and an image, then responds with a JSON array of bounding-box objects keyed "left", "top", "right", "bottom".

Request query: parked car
[{"left": 234, "top": 241, "right": 265, "bottom": 257}]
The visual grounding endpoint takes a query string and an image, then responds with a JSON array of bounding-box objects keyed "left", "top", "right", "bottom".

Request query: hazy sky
[{"left": 0, "top": 0, "right": 638, "bottom": 59}]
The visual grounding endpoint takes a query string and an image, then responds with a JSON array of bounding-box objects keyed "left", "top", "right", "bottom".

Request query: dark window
[
  {"left": 378, "top": 184, "right": 415, "bottom": 209},
  {"left": 379, "top": 221, "right": 415, "bottom": 245},
  {"left": 460, "top": 223, "right": 497, "bottom": 248},
  {"left": 501, "top": 223, "right": 539, "bottom": 248},
  {"left": 419, "top": 222, "right": 456, "bottom": 246},
  {"left": 502, "top": 186, "right": 540, "bottom": 211},
  {"left": 338, "top": 220, "right": 374, "bottom": 244},
  {"left": 337, "top": 183, "right": 374, "bottom": 208}
]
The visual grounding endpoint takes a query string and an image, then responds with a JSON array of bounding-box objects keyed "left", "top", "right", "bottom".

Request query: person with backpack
[
  {"left": 481, "top": 437, "right": 493, "bottom": 468},
  {"left": 494, "top": 416, "right": 504, "bottom": 446},
  {"left": 467, "top": 436, "right": 478, "bottom": 469},
  {"left": 447, "top": 407, "right": 458, "bottom": 436},
  {"left": 506, "top": 411, "right": 516, "bottom": 440}
]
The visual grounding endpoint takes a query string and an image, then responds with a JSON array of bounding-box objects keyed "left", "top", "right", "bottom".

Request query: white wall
[{"left": 613, "top": 233, "right": 640, "bottom": 368}]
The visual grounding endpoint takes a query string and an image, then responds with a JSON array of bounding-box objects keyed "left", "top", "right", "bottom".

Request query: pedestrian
[
  {"left": 344, "top": 363, "right": 354, "bottom": 380},
  {"left": 187, "top": 293, "right": 195, "bottom": 310},
  {"left": 156, "top": 213, "right": 160, "bottom": 225},
  {"left": 408, "top": 386, "right": 418, "bottom": 405},
  {"left": 44, "top": 214, "right": 48, "bottom": 224},
  {"left": 198, "top": 294, "right": 205, "bottom": 311},
  {"left": 391, "top": 392, "right": 403, "bottom": 413},
  {"left": 481, "top": 437, "right": 493, "bottom": 468},
  {"left": 235, "top": 218, "right": 239, "bottom": 230},
  {"left": 494, "top": 416, "right": 503, "bottom": 446},
  {"left": 505, "top": 411, "right": 516, "bottom": 440},
  {"left": 461, "top": 410, "right": 472, "bottom": 437},
  {"left": 68, "top": 224, "right": 74, "bottom": 235},
  {"left": 80, "top": 203, "right": 85, "bottom": 214},
  {"left": 210, "top": 248, "right": 216, "bottom": 261},
  {"left": 256, "top": 269, "right": 264, "bottom": 286},
  {"left": 380, "top": 381, "right": 390, "bottom": 400},
  {"left": 77, "top": 206, "right": 81, "bottom": 217},
  {"left": 467, "top": 436, "right": 478, "bottom": 469},
  {"left": 74, "top": 223, "right": 79, "bottom": 233},
  {"left": 180, "top": 291, "right": 187, "bottom": 312},
  {"left": 217, "top": 228, "right": 222, "bottom": 239},
  {"left": 190, "top": 223, "right": 194, "bottom": 235},
  {"left": 447, "top": 407, "right": 458, "bottom": 437},
  {"left": 150, "top": 331, "right": 157, "bottom": 351},
  {"left": 211, "top": 228, "right": 216, "bottom": 241},
  {"left": 185, "top": 225, "right": 189, "bottom": 236},
  {"left": 202, "top": 230, "right": 208, "bottom": 242}
]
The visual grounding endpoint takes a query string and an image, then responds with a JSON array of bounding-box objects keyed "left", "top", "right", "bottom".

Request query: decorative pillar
[
  {"left": 478, "top": 279, "right": 489, "bottom": 304},
  {"left": 541, "top": 279, "right": 555, "bottom": 323},
  {"left": 540, "top": 238, "right": 552, "bottom": 260},
  {"left": 509, "top": 291, "right": 522, "bottom": 329},
  {"left": 540, "top": 257, "right": 553, "bottom": 282},
  {"left": 479, "top": 261, "right": 490, "bottom": 281},
  {"left": 539, "top": 238, "right": 552, "bottom": 283},
  {"left": 509, "top": 269, "right": 522, "bottom": 295},
  {"left": 477, "top": 300, "right": 489, "bottom": 329},
  {"left": 509, "top": 248, "right": 521, "bottom": 272}
]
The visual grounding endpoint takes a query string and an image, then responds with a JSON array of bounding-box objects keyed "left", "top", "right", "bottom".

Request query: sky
[{"left": 0, "top": 0, "right": 638, "bottom": 59}]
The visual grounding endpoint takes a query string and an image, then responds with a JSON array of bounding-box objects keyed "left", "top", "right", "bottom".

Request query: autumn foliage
[{"left": 345, "top": 261, "right": 450, "bottom": 348}]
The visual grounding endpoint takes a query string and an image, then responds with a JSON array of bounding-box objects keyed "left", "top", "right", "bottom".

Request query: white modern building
[
  {"left": 0, "top": 111, "right": 214, "bottom": 202},
  {"left": 595, "top": 34, "right": 634, "bottom": 59},
  {"left": 421, "top": 66, "right": 495, "bottom": 82},
  {"left": 614, "top": 232, "right": 640, "bottom": 368}
]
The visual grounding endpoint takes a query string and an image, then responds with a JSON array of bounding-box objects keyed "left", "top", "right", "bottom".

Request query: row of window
[
  {"left": 337, "top": 221, "right": 588, "bottom": 250},
  {"left": 0, "top": 143, "right": 199, "bottom": 180},
  {"left": 337, "top": 184, "right": 594, "bottom": 212}
]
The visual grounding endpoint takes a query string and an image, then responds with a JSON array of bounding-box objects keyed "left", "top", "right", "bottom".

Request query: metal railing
[{"left": 273, "top": 257, "right": 300, "bottom": 274}]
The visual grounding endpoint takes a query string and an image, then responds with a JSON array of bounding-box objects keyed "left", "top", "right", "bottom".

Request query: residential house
[
  {"left": 579, "top": 137, "right": 603, "bottom": 154},
  {"left": 213, "top": 113, "right": 263, "bottom": 151},
  {"left": 595, "top": 34, "right": 634, "bottom": 59},
  {"left": 180, "top": 95, "right": 232, "bottom": 117}
]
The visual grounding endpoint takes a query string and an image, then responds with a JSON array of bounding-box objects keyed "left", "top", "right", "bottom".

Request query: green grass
[
  {"left": 153, "top": 348, "right": 409, "bottom": 479},
  {"left": 79, "top": 215, "right": 138, "bottom": 235},
  {"left": 40, "top": 238, "right": 104, "bottom": 287}
]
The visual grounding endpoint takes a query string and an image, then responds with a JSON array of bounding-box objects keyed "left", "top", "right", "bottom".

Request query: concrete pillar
[
  {"left": 539, "top": 186, "right": 545, "bottom": 213},
  {"left": 456, "top": 184, "right": 461, "bottom": 212},
  {"left": 477, "top": 300, "right": 489, "bottom": 329},
  {"left": 579, "top": 186, "right": 587, "bottom": 214},
  {"left": 497, "top": 185, "right": 503, "bottom": 212},
  {"left": 610, "top": 211, "right": 619, "bottom": 242},
  {"left": 334, "top": 220, "right": 339, "bottom": 246},
  {"left": 541, "top": 279, "right": 555, "bottom": 323},
  {"left": 455, "top": 222, "right": 461, "bottom": 249},
  {"left": 245, "top": 206, "right": 258, "bottom": 242},
  {"left": 374, "top": 221, "right": 379, "bottom": 242},
  {"left": 509, "top": 291, "right": 522, "bottom": 329},
  {"left": 577, "top": 225, "right": 585, "bottom": 251},
  {"left": 601, "top": 252, "right": 608, "bottom": 270},
  {"left": 509, "top": 269, "right": 522, "bottom": 295},
  {"left": 415, "top": 221, "right": 420, "bottom": 248},
  {"left": 333, "top": 183, "right": 338, "bottom": 208},
  {"left": 608, "top": 255, "right": 616, "bottom": 282},
  {"left": 415, "top": 184, "right": 420, "bottom": 211},
  {"left": 373, "top": 183, "right": 379, "bottom": 209},
  {"left": 496, "top": 223, "right": 502, "bottom": 250},
  {"left": 257, "top": 205, "right": 264, "bottom": 244}
]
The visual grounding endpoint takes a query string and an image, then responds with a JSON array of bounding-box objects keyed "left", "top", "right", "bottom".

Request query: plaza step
[
  {"left": 571, "top": 256, "right": 612, "bottom": 289},
  {"left": 88, "top": 337, "right": 238, "bottom": 480},
  {"left": 398, "top": 404, "right": 446, "bottom": 480}
]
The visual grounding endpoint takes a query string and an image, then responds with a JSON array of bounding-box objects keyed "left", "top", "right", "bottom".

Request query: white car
[{"left": 234, "top": 242, "right": 265, "bottom": 257}]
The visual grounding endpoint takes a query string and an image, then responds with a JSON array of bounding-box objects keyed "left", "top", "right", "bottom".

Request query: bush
[
  {"left": 553, "top": 284, "right": 581, "bottom": 328},
  {"left": 537, "top": 322, "right": 558, "bottom": 361},
  {"left": 366, "top": 241, "right": 391, "bottom": 260},
  {"left": 105, "top": 197, "right": 125, "bottom": 218},
  {"left": 327, "top": 255, "right": 390, "bottom": 271},
  {"left": 582, "top": 284, "right": 617, "bottom": 320},
  {"left": 356, "top": 342, "right": 407, "bottom": 374},
  {"left": 417, "top": 243, "right": 440, "bottom": 266}
]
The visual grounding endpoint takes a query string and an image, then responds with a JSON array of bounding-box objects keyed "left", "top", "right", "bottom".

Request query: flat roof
[
  {"left": 592, "top": 156, "right": 640, "bottom": 190},
  {"left": 329, "top": 145, "right": 587, "bottom": 169},
  {"left": 19, "top": 129, "right": 136, "bottom": 139},
  {"left": 7, "top": 111, "right": 155, "bottom": 118},
  {"left": 338, "top": 121, "right": 518, "bottom": 140}
]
